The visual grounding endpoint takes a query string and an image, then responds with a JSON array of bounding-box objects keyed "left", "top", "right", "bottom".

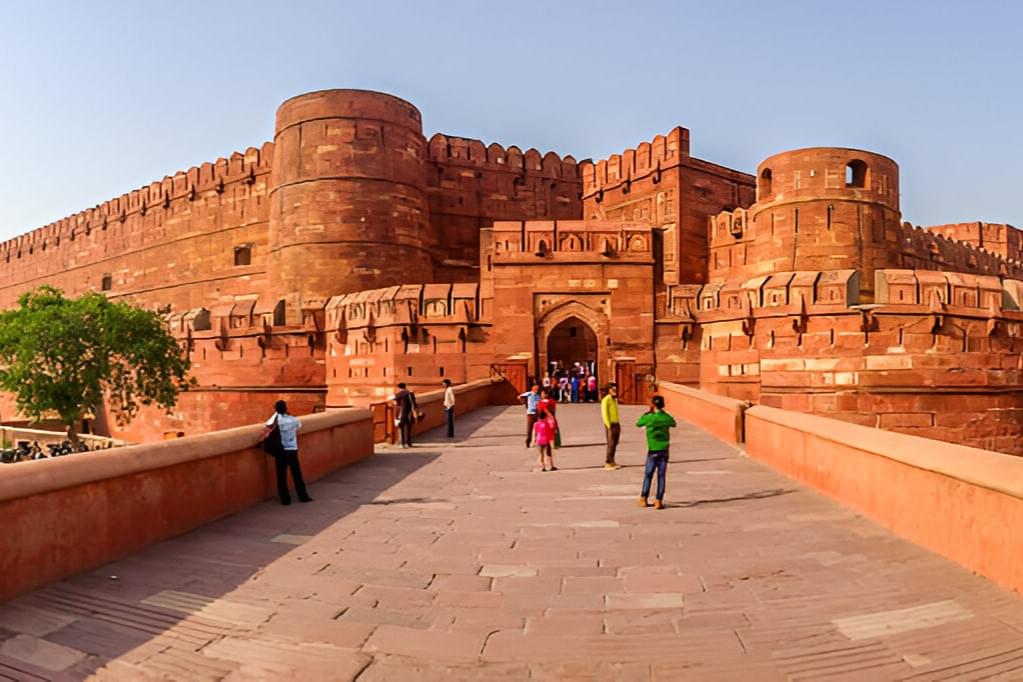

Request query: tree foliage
[{"left": 0, "top": 286, "right": 194, "bottom": 439}]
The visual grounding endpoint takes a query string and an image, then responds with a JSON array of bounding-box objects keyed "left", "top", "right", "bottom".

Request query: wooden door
[
  {"left": 493, "top": 361, "right": 528, "bottom": 395},
  {"left": 615, "top": 360, "right": 637, "bottom": 404}
]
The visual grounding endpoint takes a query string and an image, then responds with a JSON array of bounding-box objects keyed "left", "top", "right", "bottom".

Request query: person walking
[
  {"left": 586, "top": 374, "right": 598, "bottom": 402},
  {"left": 538, "top": 388, "right": 561, "bottom": 448},
  {"left": 601, "top": 383, "right": 622, "bottom": 469},
  {"left": 264, "top": 400, "right": 312, "bottom": 506},
  {"left": 533, "top": 408, "right": 557, "bottom": 472},
  {"left": 519, "top": 384, "right": 542, "bottom": 447},
  {"left": 443, "top": 379, "right": 456, "bottom": 438},
  {"left": 394, "top": 382, "right": 418, "bottom": 448},
  {"left": 636, "top": 395, "right": 676, "bottom": 509}
]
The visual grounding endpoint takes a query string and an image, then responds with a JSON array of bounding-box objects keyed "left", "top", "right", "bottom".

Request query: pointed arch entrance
[
  {"left": 535, "top": 301, "right": 610, "bottom": 391},
  {"left": 546, "top": 316, "right": 597, "bottom": 374}
]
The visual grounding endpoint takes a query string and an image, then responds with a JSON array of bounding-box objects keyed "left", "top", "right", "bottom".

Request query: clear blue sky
[{"left": 1, "top": 0, "right": 1020, "bottom": 239}]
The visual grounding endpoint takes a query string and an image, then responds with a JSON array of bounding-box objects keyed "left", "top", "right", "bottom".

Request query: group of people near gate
[
  {"left": 541, "top": 362, "right": 600, "bottom": 403},
  {"left": 261, "top": 376, "right": 676, "bottom": 511},
  {"left": 519, "top": 381, "right": 676, "bottom": 509}
]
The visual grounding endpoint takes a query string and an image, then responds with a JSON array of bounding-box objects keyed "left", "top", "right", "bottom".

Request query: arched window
[
  {"left": 759, "top": 168, "right": 772, "bottom": 198},
  {"left": 846, "top": 160, "right": 867, "bottom": 188},
  {"left": 272, "top": 300, "right": 286, "bottom": 326}
]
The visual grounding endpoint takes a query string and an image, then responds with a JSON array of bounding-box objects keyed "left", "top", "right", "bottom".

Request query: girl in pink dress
[{"left": 533, "top": 409, "right": 557, "bottom": 471}]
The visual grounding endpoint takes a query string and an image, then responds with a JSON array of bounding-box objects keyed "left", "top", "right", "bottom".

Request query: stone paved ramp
[{"left": 2, "top": 405, "right": 1023, "bottom": 680}]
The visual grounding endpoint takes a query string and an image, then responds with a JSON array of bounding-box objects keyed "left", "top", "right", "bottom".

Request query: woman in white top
[{"left": 265, "top": 400, "right": 312, "bottom": 505}]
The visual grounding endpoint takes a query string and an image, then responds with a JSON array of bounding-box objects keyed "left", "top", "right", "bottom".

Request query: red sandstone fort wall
[
  {"left": 0, "top": 144, "right": 274, "bottom": 312},
  {"left": 580, "top": 128, "right": 755, "bottom": 287},
  {"left": 660, "top": 269, "right": 1023, "bottom": 454},
  {"left": 426, "top": 135, "right": 583, "bottom": 282}
]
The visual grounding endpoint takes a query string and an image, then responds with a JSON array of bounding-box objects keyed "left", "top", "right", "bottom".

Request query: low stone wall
[
  {"left": 413, "top": 378, "right": 518, "bottom": 436},
  {"left": 371, "top": 377, "right": 517, "bottom": 443},
  {"left": 658, "top": 382, "right": 748, "bottom": 443},
  {"left": 0, "top": 409, "right": 373, "bottom": 602},
  {"left": 745, "top": 405, "right": 1023, "bottom": 595}
]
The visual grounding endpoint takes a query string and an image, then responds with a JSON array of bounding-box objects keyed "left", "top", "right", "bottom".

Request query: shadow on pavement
[{"left": 0, "top": 447, "right": 440, "bottom": 679}]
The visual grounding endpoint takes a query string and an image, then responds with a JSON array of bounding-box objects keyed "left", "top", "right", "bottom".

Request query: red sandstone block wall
[
  {"left": 745, "top": 405, "right": 1023, "bottom": 595},
  {"left": 658, "top": 381, "right": 747, "bottom": 443},
  {"left": 0, "top": 145, "right": 274, "bottom": 312},
  {"left": 0, "top": 408, "right": 374, "bottom": 602},
  {"left": 580, "top": 128, "right": 754, "bottom": 287},
  {"left": 426, "top": 134, "right": 582, "bottom": 281}
]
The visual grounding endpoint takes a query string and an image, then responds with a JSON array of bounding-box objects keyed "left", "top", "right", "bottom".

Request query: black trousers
[
  {"left": 275, "top": 449, "right": 309, "bottom": 503},
  {"left": 399, "top": 419, "right": 414, "bottom": 447},
  {"left": 446, "top": 408, "right": 455, "bottom": 438}
]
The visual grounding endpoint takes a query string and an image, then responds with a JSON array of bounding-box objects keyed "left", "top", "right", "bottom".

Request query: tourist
[
  {"left": 394, "top": 382, "right": 418, "bottom": 448},
  {"left": 571, "top": 373, "right": 581, "bottom": 403},
  {"left": 443, "top": 378, "right": 455, "bottom": 439},
  {"left": 542, "top": 373, "right": 552, "bottom": 391},
  {"left": 265, "top": 400, "right": 312, "bottom": 506},
  {"left": 538, "top": 387, "right": 561, "bottom": 448},
  {"left": 519, "top": 384, "right": 542, "bottom": 447},
  {"left": 559, "top": 374, "right": 570, "bottom": 403},
  {"left": 533, "top": 408, "right": 557, "bottom": 471},
  {"left": 601, "top": 383, "right": 622, "bottom": 469},
  {"left": 586, "top": 373, "right": 598, "bottom": 402},
  {"left": 636, "top": 395, "right": 676, "bottom": 509}
]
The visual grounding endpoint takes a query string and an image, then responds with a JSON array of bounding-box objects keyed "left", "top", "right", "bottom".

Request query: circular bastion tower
[
  {"left": 748, "top": 147, "right": 901, "bottom": 300},
  {"left": 268, "top": 89, "right": 434, "bottom": 321}
]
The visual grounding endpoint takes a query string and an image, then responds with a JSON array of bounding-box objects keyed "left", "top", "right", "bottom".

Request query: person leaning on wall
[{"left": 264, "top": 400, "right": 312, "bottom": 506}]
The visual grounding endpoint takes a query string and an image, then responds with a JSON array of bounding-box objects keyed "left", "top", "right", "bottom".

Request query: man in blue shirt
[
  {"left": 265, "top": 400, "right": 312, "bottom": 506},
  {"left": 519, "top": 384, "right": 541, "bottom": 447}
]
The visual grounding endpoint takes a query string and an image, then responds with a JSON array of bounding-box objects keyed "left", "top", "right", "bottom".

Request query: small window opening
[
  {"left": 101, "top": 274, "right": 112, "bottom": 291},
  {"left": 439, "top": 367, "right": 445, "bottom": 377},
  {"left": 759, "top": 168, "right": 772, "bottom": 198},
  {"left": 234, "top": 245, "right": 252, "bottom": 266},
  {"left": 846, "top": 160, "right": 867, "bottom": 188},
  {"left": 569, "top": 327, "right": 578, "bottom": 337},
  {"left": 272, "top": 300, "right": 286, "bottom": 326},
  {"left": 407, "top": 367, "right": 413, "bottom": 376}
]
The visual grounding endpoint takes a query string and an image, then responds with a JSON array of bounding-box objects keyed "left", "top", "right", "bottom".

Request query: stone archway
[
  {"left": 546, "top": 316, "right": 597, "bottom": 375},
  {"left": 535, "top": 301, "right": 610, "bottom": 388}
]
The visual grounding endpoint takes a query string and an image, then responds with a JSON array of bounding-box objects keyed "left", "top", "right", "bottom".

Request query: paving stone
[
  {"left": 2, "top": 405, "right": 1023, "bottom": 677},
  {"left": 0, "top": 633, "right": 87, "bottom": 672}
]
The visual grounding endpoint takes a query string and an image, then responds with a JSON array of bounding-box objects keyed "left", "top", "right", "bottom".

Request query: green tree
[{"left": 0, "top": 286, "right": 193, "bottom": 445}]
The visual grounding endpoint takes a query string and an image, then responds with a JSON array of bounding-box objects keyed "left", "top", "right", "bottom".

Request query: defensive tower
[{"left": 267, "top": 89, "right": 434, "bottom": 321}]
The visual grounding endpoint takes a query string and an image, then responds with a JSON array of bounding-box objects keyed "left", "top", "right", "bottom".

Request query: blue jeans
[{"left": 641, "top": 450, "right": 668, "bottom": 500}]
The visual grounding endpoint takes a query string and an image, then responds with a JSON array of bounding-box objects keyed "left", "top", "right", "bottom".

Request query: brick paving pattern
[{"left": 1, "top": 405, "right": 1022, "bottom": 680}]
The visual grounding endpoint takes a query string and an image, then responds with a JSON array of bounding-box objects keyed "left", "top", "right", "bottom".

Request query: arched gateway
[{"left": 535, "top": 302, "right": 610, "bottom": 392}]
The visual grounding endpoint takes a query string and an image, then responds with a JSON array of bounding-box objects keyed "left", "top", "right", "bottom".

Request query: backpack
[{"left": 259, "top": 415, "right": 283, "bottom": 456}]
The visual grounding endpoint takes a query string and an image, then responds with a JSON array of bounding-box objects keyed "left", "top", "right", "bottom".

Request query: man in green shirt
[{"left": 636, "top": 395, "right": 676, "bottom": 509}]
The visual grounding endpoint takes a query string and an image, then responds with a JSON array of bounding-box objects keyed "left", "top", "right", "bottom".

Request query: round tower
[
  {"left": 748, "top": 148, "right": 901, "bottom": 297},
  {"left": 268, "top": 89, "right": 433, "bottom": 322}
]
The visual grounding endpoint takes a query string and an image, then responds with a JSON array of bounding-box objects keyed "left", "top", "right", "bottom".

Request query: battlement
[
  {"left": 324, "top": 282, "right": 482, "bottom": 331},
  {"left": 925, "top": 222, "right": 1023, "bottom": 262},
  {"left": 488, "top": 220, "right": 653, "bottom": 261},
  {"left": 667, "top": 268, "right": 1023, "bottom": 320},
  {"left": 579, "top": 127, "right": 690, "bottom": 197},
  {"left": 426, "top": 133, "right": 579, "bottom": 179},
  {"left": 0, "top": 143, "right": 273, "bottom": 260},
  {"left": 894, "top": 221, "right": 1023, "bottom": 278}
]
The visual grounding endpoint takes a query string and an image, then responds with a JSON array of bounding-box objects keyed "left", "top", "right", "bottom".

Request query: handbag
[{"left": 259, "top": 415, "right": 282, "bottom": 456}]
